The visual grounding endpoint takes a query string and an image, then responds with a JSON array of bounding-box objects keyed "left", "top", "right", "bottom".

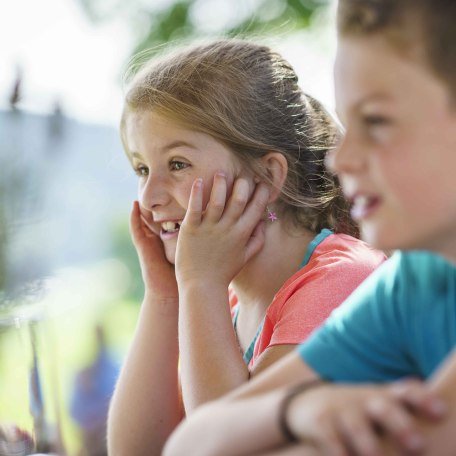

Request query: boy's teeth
[{"left": 355, "top": 195, "right": 369, "bottom": 207}]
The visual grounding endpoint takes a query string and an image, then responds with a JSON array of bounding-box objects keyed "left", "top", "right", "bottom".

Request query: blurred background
[{"left": 0, "top": 0, "right": 334, "bottom": 454}]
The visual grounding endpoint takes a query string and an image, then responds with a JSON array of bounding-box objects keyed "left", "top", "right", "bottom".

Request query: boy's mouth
[{"left": 350, "top": 195, "right": 381, "bottom": 220}]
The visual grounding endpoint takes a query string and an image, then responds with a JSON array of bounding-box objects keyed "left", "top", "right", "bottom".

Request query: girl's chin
[{"left": 164, "top": 249, "right": 176, "bottom": 265}]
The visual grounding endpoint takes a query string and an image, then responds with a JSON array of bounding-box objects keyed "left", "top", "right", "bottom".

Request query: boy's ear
[{"left": 260, "top": 152, "right": 288, "bottom": 203}]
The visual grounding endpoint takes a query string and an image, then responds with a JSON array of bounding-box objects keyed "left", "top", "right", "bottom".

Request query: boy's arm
[
  {"left": 394, "top": 350, "right": 456, "bottom": 456},
  {"left": 163, "top": 352, "right": 319, "bottom": 456}
]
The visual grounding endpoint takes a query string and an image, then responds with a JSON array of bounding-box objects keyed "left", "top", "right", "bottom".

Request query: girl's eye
[
  {"left": 170, "top": 160, "right": 189, "bottom": 171},
  {"left": 134, "top": 165, "right": 149, "bottom": 177}
]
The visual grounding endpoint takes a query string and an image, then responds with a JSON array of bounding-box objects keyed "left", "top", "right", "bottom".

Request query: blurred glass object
[
  {"left": 0, "top": 299, "right": 64, "bottom": 455},
  {"left": 70, "top": 325, "right": 119, "bottom": 456}
]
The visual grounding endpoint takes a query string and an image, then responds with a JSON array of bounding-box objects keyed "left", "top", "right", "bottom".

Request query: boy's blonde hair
[
  {"left": 121, "top": 39, "right": 357, "bottom": 236},
  {"left": 337, "top": 0, "right": 456, "bottom": 97}
]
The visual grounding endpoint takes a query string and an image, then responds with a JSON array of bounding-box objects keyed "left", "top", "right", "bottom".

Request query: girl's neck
[{"left": 231, "top": 221, "right": 316, "bottom": 314}]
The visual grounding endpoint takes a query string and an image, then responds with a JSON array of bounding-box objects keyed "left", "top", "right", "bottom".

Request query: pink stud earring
[{"left": 267, "top": 207, "right": 278, "bottom": 222}]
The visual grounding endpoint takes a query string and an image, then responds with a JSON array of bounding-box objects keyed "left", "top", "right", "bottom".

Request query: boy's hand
[
  {"left": 286, "top": 379, "right": 447, "bottom": 456},
  {"left": 130, "top": 200, "right": 178, "bottom": 299},
  {"left": 175, "top": 173, "right": 270, "bottom": 288}
]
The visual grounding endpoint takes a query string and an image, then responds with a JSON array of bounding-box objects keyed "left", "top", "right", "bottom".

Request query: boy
[{"left": 164, "top": 0, "right": 456, "bottom": 455}]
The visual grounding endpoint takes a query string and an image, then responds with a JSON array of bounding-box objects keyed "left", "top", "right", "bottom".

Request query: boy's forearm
[
  {"left": 165, "top": 352, "right": 319, "bottom": 455},
  {"left": 178, "top": 284, "right": 249, "bottom": 412},
  {"left": 164, "top": 388, "right": 288, "bottom": 456},
  {"left": 107, "top": 295, "right": 182, "bottom": 455}
]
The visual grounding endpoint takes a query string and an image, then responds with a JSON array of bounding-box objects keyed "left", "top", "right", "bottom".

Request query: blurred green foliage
[
  {"left": 109, "top": 216, "right": 145, "bottom": 302},
  {"left": 77, "top": 0, "right": 330, "bottom": 57}
]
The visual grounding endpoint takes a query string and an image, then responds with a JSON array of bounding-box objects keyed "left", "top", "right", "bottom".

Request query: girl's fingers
[
  {"left": 240, "top": 182, "right": 270, "bottom": 228},
  {"left": 205, "top": 172, "right": 228, "bottom": 223},
  {"left": 224, "top": 177, "right": 250, "bottom": 220},
  {"left": 183, "top": 178, "right": 203, "bottom": 227},
  {"left": 244, "top": 220, "right": 266, "bottom": 262},
  {"left": 130, "top": 201, "right": 145, "bottom": 239},
  {"left": 131, "top": 201, "right": 156, "bottom": 243}
]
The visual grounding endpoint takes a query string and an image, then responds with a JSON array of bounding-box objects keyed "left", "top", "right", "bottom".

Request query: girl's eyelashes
[
  {"left": 169, "top": 160, "right": 190, "bottom": 171},
  {"left": 132, "top": 159, "right": 190, "bottom": 177},
  {"left": 134, "top": 164, "right": 149, "bottom": 177}
]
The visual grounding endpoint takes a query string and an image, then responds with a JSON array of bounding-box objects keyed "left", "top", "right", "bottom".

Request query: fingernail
[
  {"left": 194, "top": 178, "right": 203, "bottom": 187},
  {"left": 216, "top": 171, "right": 226, "bottom": 178}
]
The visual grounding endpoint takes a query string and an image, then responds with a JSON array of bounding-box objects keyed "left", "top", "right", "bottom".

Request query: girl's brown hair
[{"left": 121, "top": 39, "right": 357, "bottom": 236}]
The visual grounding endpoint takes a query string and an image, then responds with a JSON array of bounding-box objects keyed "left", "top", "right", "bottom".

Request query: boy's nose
[{"left": 328, "top": 133, "right": 366, "bottom": 175}]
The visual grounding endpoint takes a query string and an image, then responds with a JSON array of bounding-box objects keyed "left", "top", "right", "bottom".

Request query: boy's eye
[
  {"left": 170, "top": 160, "right": 189, "bottom": 171},
  {"left": 363, "top": 115, "right": 390, "bottom": 126},
  {"left": 362, "top": 115, "right": 393, "bottom": 143},
  {"left": 134, "top": 165, "right": 149, "bottom": 177}
]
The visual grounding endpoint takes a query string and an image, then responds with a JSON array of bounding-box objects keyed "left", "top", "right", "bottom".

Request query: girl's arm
[
  {"left": 176, "top": 175, "right": 271, "bottom": 411},
  {"left": 107, "top": 202, "right": 182, "bottom": 455}
]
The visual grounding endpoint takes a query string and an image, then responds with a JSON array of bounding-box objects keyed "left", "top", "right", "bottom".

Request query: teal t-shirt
[{"left": 298, "top": 251, "right": 456, "bottom": 382}]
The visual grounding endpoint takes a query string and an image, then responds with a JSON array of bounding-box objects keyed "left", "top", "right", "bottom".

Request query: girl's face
[
  {"left": 124, "top": 110, "right": 245, "bottom": 264},
  {"left": 331, "top": 35, "right": 456, "bottom": 260}
]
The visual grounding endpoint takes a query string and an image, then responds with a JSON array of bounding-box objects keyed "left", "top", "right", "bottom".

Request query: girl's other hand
[
  {"left": 286, "top": 379, "right": 446, "bottom": 456},
  {"left": 175, "top": 173, "right": 270, "bottom": 288},
  {"left": 130, "top": 201, "right": 178, "bottom": 299}
]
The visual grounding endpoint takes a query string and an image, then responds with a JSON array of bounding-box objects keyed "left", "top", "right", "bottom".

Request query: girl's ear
[{"left": 260, "top": 152, "right": 288, "bottom": 203}]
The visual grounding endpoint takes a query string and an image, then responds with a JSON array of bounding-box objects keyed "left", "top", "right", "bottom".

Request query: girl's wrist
[
  {"left": 177, "top": 280, "right": 229, "bottom": 304},
  {"left": 143, "top": 292, "right": 179, "bottom": 306},
  {"left": 177, "top": 277, "right": 229, "bottom": 294}
]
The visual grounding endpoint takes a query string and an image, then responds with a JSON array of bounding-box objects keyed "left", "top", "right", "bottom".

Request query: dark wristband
[{"left": 278, "top": 379, "right": 323, "bottom": 443}]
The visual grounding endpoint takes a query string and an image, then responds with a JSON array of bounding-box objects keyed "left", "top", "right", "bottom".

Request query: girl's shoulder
[{"left": 311, "top": 232, "right": 387, "bottom": 271}]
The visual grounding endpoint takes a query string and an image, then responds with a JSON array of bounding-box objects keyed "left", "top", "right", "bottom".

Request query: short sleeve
[{"left": 297, "top": 252, "right": 421, "bottom": 382}]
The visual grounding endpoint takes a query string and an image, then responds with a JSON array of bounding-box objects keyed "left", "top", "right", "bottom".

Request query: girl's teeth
[{"left": 161, "top": 221, "right": 181, "bottom": 232}]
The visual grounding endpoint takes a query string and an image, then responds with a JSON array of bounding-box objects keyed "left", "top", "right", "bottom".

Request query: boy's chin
[{"left": 361, "top": 224, "right": 417, "bottom": 253}]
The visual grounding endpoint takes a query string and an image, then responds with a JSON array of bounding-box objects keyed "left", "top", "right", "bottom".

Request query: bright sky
[
  {"left": 1, "top": 0, "right": 336, "bottom": 126},
  {"left": 1, "top": 0, "right": 132, "bottom": 125}
]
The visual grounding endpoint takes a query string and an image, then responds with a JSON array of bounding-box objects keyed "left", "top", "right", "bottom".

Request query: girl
[{"left": 107, "top": 39, "right": 385, "bottom": 455}]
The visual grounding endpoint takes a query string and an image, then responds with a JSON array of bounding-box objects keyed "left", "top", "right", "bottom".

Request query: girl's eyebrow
[
  {"left": 161, "top": 140, "right": 198, "bottom": 152},
  {"left": 129, "top": 141, "right": 198, "bottom": 160},
  {"left": 130, "top": 152, "right": 143, "bottom": 160}
]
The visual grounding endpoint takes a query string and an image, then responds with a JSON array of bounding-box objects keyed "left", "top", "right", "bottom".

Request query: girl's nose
[{"left": 138, "top": 173, "right": 170, "bottom": 210}]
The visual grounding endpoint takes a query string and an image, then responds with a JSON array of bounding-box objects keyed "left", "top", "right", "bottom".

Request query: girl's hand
[
  {"left": 130, "top": 201, "right": 178, "bottom": 299},
  {"left": 286, "top": 379, "right": 447, "bottom": 456},
  {"left": 175, "top": 173, "right": 270, "bottom": 288}
]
